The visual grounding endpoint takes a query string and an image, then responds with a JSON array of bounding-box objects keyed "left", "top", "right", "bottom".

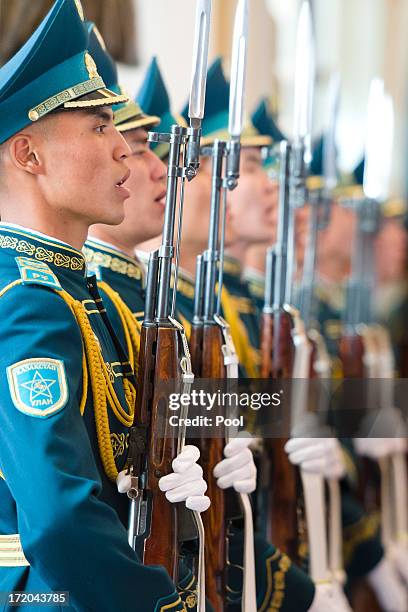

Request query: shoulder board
[{"left": 15, "top": 257, "right": 61, "bottom": 290}]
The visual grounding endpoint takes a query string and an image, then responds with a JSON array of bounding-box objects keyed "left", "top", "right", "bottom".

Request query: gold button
[{"left": 28, "top": 110, "right": 39, "bottom": 122}]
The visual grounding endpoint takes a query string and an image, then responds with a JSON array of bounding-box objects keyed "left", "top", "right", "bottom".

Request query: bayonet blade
[
  {"left": 323, "top": 73, "right": 341, "bottom": 191},
  {"left": 293, "top": 0, "right": 315, "bottom": 143},
  {"left": 380, "top": 93, "right": 395, "bottom": 201},
  {"left": 363, "top": 79, "right": 394, "bottom": 201},
  {"left": 188, "top": 0, "right": 212, "bottom": 120},
  {"left": 228, "top": 0, "right": 249, "bottom": 137}
]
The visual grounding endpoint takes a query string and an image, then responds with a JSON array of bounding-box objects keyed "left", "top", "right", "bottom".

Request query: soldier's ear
[{"left": 8, "top": 134, "right": 44, "bottom": 176}]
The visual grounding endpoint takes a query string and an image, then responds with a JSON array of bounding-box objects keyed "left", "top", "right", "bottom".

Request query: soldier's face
[
  {"left": 375, "top": 219, "right": 407, "bottom": 283},
  {"left": 318, "top": 203, "right": 356, "bottom": 263},
  {"left": 227, "top": 148, "right": 278, "bottom": 246},
  {"left": 111, "top": 129, "right": 166, "bottom": 245},
  {"left": 36, "top": 108, "right": 131, "bottom": 226},
  {"left": 295, "top": 204, "right": 310, "bottom": 269}
]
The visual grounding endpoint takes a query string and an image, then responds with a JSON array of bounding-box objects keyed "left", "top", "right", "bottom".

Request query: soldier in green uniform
[{"left": 0, "top": 3, "right": 209, "bottom": 611}]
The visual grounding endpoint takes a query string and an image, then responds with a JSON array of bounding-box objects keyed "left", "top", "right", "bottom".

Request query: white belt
[{"left": 0, "top": 534, "right": 29, "bottom": 567}]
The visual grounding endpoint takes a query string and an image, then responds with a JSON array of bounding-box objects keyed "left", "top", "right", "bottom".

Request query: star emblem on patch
[
  {"left": 20, "top": 370, "right": 57, "bottom": 403},
  {"left": 7, "top": 358, "right": 69, "bottom": 418}
]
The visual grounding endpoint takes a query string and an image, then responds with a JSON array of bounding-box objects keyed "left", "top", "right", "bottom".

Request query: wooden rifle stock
[
  {"left": 135, "top": 324, "right": 181, "bottom": 578},
  {"left": 190, "top": 322, "right": 203, "bottom": 377},
  {"left": 339, "top": 333, "right": 365, "bottom": 378},
  {"left": 261, "top": 309, "right": 295, "bottom": 378},
  {"left": 198, "top": 324, "right": 227, "bottom": 611},
  {"left": 261, "top": 308, "right": 303, "bottom": 563}
]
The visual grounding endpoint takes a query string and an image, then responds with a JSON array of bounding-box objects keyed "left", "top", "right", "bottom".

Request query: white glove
[
  {"left": 367, "top": 557, "right": 408, "bottom": 612},
  {"left": 213, "top": 436, "right": 257, "bottom": 494},
  {"left": 354, "top": 437, "right": 403, "bottom": 459},
  {"left": 308, "top": 583, "right": 352, "bottom": 612},
  {"left": 284, "top": 438, "right": 346, "bottom": 479},
  {"left": 157, "top": 445, "right": 210, "bottom": 512},
  {"left": 117, "top": 446, "right": 210, "bottom": 512},
  {"left": 389, "top": 542, "right": 408, "bottom": 586}
]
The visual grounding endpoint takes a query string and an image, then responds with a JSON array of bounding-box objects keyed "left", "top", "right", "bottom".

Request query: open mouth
[
  {"left": 154, "top": 190, "right": 167, "bottom": 207},
  {"left": 116, "top": 169, "right": 131, "bottom": 188}
]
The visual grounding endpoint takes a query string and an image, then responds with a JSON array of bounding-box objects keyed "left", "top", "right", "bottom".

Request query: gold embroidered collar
[
  {"left": 84, "top": 239, "right": 143, "bottom": 281},
  {"left": 0, "top": 226, "right": 86, "bottom": 275}
]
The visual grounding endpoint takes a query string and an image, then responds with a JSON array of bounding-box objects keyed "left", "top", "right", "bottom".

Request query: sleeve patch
[
  {"left": 15, "top": 257, "right": 61, "bottom": 290},
  {"left": 7, "top": 358, "right": 69, "bottom": 418}
]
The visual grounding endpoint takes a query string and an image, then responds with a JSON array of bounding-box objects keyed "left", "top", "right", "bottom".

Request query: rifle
[
  {"left": 190, "top": 3, "right": 257, "bottom": 609},
  {"left": 191, "top": 139, "right": 229, "bottom": 610},
  {"left": 261, "top": 1, "right": 315, "bottom": 567},
  {"left": 296, "top": 71, "right": 349, "bottom": 587},
  {"left": 260, "top": 137, "right": 304, "bottom": 562},
  {"left": 124, "top": 4, "right": 212, "bottom": 610},
  {"left": 339, "top": 81, "right": 400, "bottom": 611}
]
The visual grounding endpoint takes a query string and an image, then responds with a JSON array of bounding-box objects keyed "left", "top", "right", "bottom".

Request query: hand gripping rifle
[
  {"left": 124, "top": 3, "right": 211, "bottom": 610},
  {"left": 189, "top": 3, "right": 256, "bottom": 609}
]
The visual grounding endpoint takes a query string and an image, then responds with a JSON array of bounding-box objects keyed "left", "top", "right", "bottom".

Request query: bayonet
[
  {"left": 287, "top": 0, "right": 316, "bottom": 303},
  {"left": 298, "top": 73, "right": 341, "bottom": 327},
  {"left": 226, "top": 0, "right": 249, "bottom": 191},
  {"left": 186, "top": 0, "right": 212, "bottom": 174},
  {"left": 323, "top": 73, "right": 340, "bottom": 194}
]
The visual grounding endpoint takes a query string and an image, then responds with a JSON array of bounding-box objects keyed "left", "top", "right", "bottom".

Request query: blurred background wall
[{"left": 1, "top": 0, "right": 408, "bottom": 198}]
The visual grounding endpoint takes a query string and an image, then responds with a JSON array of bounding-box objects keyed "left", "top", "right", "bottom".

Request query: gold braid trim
[
  {"left": 0, "top": 279, "right": 135, "bottom": 483},
  {"left": 98, "top": 281, "right": 141, "bottom": 376},
  {"left": 220, "top": 287, "right": 260, "bottom": 378},
  {"left": 159, "top": 597, "right": 185, "bottom": 611},
  {"left": 259, "top": 549, "right": 291, "bottom": 612},
  {"left": 341, "top": 446, "right": 358, "bottom": 485},
  {"left": 58, "top": 289, "right": 135, "bottom": 481},
  {"left": 342, "top": 512, "right": 381, "bottom": 566}
]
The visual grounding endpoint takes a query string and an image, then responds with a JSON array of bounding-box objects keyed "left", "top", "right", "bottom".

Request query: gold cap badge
[{"left": 85, "top": 53, "right": 99, "bottom": 80}]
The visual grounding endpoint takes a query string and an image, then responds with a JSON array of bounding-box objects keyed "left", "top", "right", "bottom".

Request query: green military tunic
[
  {"left": 243, "top": 267, "right": 266, "bottom": 316},
  {"left": 0, "top": 225, "right": 183, "bottom": 612},
  {"left": 176, "top": 265, "right": 259, "bottom": 379},
  {"left": 221, "top": 256, "right": 262, "bottom": 378},
  {"left": 314, "top": 280, "right": 346, "bottom": 377},
  {"left": 385, "top": 288, "right": 408, "bottom": 376}
]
